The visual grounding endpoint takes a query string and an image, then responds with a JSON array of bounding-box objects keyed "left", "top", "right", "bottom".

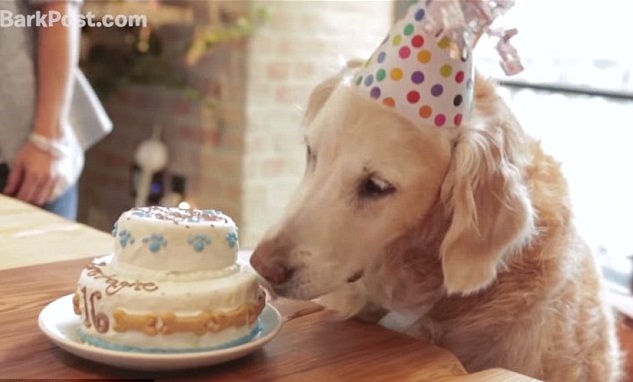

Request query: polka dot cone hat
[{"left": 353, "top": 0, "right": 517, "bottom": 128}]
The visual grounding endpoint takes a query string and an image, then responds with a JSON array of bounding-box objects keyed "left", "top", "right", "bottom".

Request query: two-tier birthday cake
[{"left": 72, "top": 207, "right": 265, "bottom": 353}]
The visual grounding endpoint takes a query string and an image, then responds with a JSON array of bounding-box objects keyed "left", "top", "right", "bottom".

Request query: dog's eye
[
  {"left": 358, "top": 176, "right": 396, "bottom": 199},
  {"left": 306, "top": 146, "right": 317, "bottom": 173}
]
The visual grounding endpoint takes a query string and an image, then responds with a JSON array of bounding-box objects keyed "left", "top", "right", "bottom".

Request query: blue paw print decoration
[
  {"left": 225, "top": 229, "right": 238, "bottom": 249},
  {"left": 188, "top": 235, "right": 212, "bottom": 253},
  {"left": 143, "top": 234, "right": 167, "bottom": 253},
  {"left": 111, "top": 222, "right": 118, "bottom": 237},
  {"left": 118, "top": 229, "right": 135, "bottom": 247}
]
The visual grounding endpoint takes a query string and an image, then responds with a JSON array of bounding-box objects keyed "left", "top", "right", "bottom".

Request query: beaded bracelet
[{"left": 27, "top": 133, "right": 70, "bottom": 158}]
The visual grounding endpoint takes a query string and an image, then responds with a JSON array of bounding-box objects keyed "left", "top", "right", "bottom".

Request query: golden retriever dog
[{"left": 250, "top": 63, "right": 623, "bottom": 381}]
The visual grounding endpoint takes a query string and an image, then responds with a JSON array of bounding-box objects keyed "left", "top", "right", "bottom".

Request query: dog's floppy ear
[
  {"left": 304, "top": 59, "right": 363, "bottom": 126},
  {"left": 303, "top": 75, "right": 339, "bottom": 126},
  {"left": 439, "top": 124, "right": 534, "bottom": 295}
]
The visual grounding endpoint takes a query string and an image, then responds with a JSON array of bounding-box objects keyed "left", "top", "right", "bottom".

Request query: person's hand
[{"left": 3, "top": 143, "right": 61, "bottom": 206}]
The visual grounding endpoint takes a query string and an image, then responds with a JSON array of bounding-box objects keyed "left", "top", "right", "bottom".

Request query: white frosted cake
[{"left": 73, "top": 207, "right": 265, "bottom": 353}]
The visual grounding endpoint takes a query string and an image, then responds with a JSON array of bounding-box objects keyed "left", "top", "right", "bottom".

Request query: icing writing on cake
[
  {"left": 86, "top": 263, "right": 159, "bottom": 295},
  {"left": 75, "top": 287, "right": 110, "bottom": 333}
]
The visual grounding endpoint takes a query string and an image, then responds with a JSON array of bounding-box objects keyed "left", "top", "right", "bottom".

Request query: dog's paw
[{"left": 317, "top": 285, "right": 367, "bottom": 318}]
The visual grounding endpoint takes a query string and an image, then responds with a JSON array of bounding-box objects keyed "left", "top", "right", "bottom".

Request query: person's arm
[{"left": 3, "top": 1, "right": 80, "bottom": 205}]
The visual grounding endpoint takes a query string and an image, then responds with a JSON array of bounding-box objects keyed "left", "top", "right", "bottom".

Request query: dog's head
[{"left": 251, "top": 67, "right": 534, "bottom": 313}]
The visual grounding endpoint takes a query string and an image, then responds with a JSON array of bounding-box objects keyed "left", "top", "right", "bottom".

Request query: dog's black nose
[
  {"left": 251, "top": 257, "right": 295, "bottom": 285},
  {"left": 250, "top": 239, "right": 295, "bottom": 285}
]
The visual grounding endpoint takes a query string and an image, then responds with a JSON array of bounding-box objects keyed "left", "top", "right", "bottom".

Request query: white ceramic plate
[{"left": 38, "top": 294, "right": 282, "bottom": 371}]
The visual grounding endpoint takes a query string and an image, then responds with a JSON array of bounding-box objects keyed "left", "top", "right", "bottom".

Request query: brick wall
[
  {"left": 241, "top": 1, "right": 392, "bottom": 246},
  {"left": 79, "top": 1, "right": 392, "bottom": 247}
]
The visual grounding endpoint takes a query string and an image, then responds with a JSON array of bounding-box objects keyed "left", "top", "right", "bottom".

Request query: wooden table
[
  {"left": 0, "top": 195, "right": 539, "bottom": 381},
  {"left": 0, "top": 195, "right": 113, "bottom": 269}
]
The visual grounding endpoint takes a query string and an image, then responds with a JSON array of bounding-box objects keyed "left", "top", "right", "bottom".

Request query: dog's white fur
[{"left": 250, "top": 65, "right": 623, "bottom": 381}]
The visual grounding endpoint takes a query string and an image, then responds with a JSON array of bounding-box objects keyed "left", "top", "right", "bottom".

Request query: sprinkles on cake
[{"left": 129, "top": 206, "right": 230, "bottom": 225}]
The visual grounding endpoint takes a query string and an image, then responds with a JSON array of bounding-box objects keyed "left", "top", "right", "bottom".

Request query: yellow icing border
[{"left": 74, "top": 291, "right": 266, "bottom": 336}]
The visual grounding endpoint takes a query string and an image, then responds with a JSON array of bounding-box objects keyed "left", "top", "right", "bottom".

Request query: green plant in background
[
  {"left": 185, "top": 7, "right": 269, "bottom": 65},
  {"left": 80, "top": 4, "right": 269, "bottom": 106}
]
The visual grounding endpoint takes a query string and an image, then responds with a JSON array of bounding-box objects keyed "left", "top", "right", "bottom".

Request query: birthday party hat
[{"left": 352, "top": 0, "right": 521, "bottom": 128}]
